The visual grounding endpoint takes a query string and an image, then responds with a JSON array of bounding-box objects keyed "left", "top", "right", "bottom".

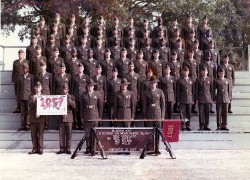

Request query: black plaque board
[{"left": 95, "top": 128, "right": 155, "bottom": 152}]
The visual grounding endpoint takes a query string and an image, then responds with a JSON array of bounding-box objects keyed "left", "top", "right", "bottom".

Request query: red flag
[{"left": 162, "top": 120, "right": 181, "bottom": 142}]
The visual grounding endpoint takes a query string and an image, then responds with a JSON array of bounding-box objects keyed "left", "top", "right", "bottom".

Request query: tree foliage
[{"left": 1, "top": 0, "right": 250, "bottom": 46}]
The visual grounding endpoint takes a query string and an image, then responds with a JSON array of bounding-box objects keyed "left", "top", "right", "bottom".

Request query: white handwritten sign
[{"left": 37, "top": 95, "right": 67, "bottom": 115}]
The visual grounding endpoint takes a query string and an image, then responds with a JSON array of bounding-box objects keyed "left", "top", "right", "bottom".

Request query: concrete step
[
  {"left": 231, "top": 99, "right": 250, "bottom": 107},
  {"left": 0, "top": 84, "right": 15, "bottom": 98},
  {"left": 235, "top": 71, "right": 250, "bottom": 79},
  {"left": 0, "top": 71, "right": 12, "bottom": 84},
  {"left": 171, "top": 132, "right": 250, "bottom": 150},
  {"left": 1, "top": 112, "right": 250, "bottom": 131},
  {"left": 0, "top": 98, "right": 16, "bottom": 106},
  {"left": 232, "top": 92, "right": 250, "bottom": 99},
  {"left": 230, "top": 107, "right": 250, "bottom": 114},
  {"left": 0, "top": 113, "right": 60, "bottom": 130},
  {"left": 235, "top": 79, "right": 250, "bottom": 85},
  {"left": 0, "top": 130, "right": 249, "bottom": 150},
  {"left": 233, "top": 85, "right": 250, "bottom": 93},
  {"left": 0, "top": 130, "right": 84, "bottom": 149}
]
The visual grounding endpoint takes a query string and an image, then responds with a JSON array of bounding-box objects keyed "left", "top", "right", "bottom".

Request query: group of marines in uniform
[{"left": 11, "top": 13, "right": 235, "bottom": 155}]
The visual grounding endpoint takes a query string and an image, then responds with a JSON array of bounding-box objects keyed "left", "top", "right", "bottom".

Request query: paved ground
[{"left": 1, "top": 149, "right": 250, "bottom": 180}]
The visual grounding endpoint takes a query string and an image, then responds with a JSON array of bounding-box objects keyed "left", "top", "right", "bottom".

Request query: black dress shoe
[
  {"left": 203, "top": 127, "right": 211, "bottom": 131},
  {"left": 191, "top": 109, "right": 198, "bottom": 114},
  {"left": 155, "top": 150, "right": 161, "bottom": 155},
  {"left": 66, "top": 151, "right": 71, "bottom": 154},
  {"left": 220, "top": 128, "right": 229, "bottom": 131},
  {"left": 56, "top": 151, "right": 65, "bottom": 154},
  {"left": 28, "top": 151, "right": 37, "bottom": 155},
  {"left": 13, "top": 109, "right": 20, "bottom": 113},
  {"left": 18, "top": 127, "right": 25, "bottom": 131},
  {"left": 44, "top": 127, "right": 48, "bottom": 130},
  {"left": 186, "top": 127, "right": 192, "bottom": 131},
  {"left": 173, "top": 109, "right": 180, "bottom": 113},
  {"left": 24, "top": 127, "right": 30, "bottom": 131},
  {"left": 198, "top": 128, "right": 203, "bottom": 131},
  {"left": 37, "top": 151, "right": 43, "bottom": 155},
  {"left": 84, "top": 151, "right": 90, "bottom": 154},
  {"left": 228, "top": 110, "right": 233, "bottom": 114},
  {"left": 210, "top": 110, "right": 215, "bottom": 114},
  {"left": 181, "top": 127, "right": 186, "bottom": 131}
]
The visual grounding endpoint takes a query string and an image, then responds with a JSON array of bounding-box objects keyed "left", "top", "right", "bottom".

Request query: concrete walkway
[{"left": 1, "top": 149, "right": 250, "bottom": 180}]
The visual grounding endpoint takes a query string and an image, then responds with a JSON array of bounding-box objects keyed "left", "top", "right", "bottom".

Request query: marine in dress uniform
[
  {"left": 76, "top": 36, "right": 90, "bottom": 61},
  {"left": 99, "top": 48, "right": 115, "bottom": 80},
  {"left": 45, "top": 35, "right": 60, "bottom": 60},
  {"left": 174, "top": 39, "right": 186, "bottom": 63},
  {"left": 60, "top": 35, "right": 74, "bottom": 61},
  {"left": 152, "top": 17, "right": 168, "bottom": 38},
  {"left": 181, "top": 14, "right": 197, "bottom": 40},
  {"left": 148, "top": 49, "right": 163, "bottom": 78},
  {"left": 193, "top": 40, "right": 203, "bottom": 64},
  {"left": 12, "top": 49, "right": 29, "bottom": 113},
  {"left": 47, "top": 47, "right": 64, "bottom": 75},
  {"left": 35, "top": 62, "right": 53, "bottom": 130},
  {"left": 91, "top": 64, "right": 107, "bottom": 112},
  {"left": 17, "top": 63, "right": 35, "bottom": 131},
  {"left": 56, "top": 84, "right": 76, "bottom": 154},
  {"left": 197, "top": 16, "right": 213, "bottom": 44},
  {"left": 53, "top": 63, "right": 71, "bottom": 95},
  {"left": 51, "top": 13, "right": 66, "bottom": 37},
  {"left": 92, "top": 37, "right": 105, "bottom": 61},
  {"left": 66, "top": 14, "right": 78, "bottom": 36},
  {"left": 213, "top": 68, "right": 230, "bottom": 130},
  {"left": 26, "top": 35, "right": 39, "bottom": 64},
  {"left": 125, "top": 61, "right": 141, "bottom": 114},
  {"left": 115, "top": 48, "right": 131, "bottom": 78},
  {"left": 113, "top": 78, "right": 135, "bottom": 127},
  {"left": 141, "top": 38, "right": 154, "bottom": 62},
  {"left": 50, "top": 23, "right": 63, "bottom": 47},
  {"left": 83, "top": 48, "right": 98, "bottom": 77},
  {"left": 126, "top": 38, "right": 138, "bottom": 61},
  {"left": 107, "top": 68, "right": 121, "bottom": 121},
  {"left": 176, "top": 67, "right": 195, "bottom": 131},
  {"left": 78, "top": 26, "right": 93, "bottom": 48},
  {"left": 65, "top": 47, "right": 81, "bottom": 76},
  {"left": 134, "top": 50, "right": 148, "bottom": 81},
  {"left": 182, "top": 49, "right": 199, "bottom": 113},
  {"left": 219, "top": 54, "right": 235, "bottom": 113},
  {"left": 123, "top": 16, "right": 136, "bottom": 38},
  {"left": 195, "top": 66, "right": 213, "bottom": 131},
  {"left": 33, "top": 26, "right": 46, "bottom": 50},
  {"left": 30, "top": 45, "right": 47, "bottom": 76},
  {"left": 110, "top": 37, "right": 122, "bottom": 60},
  {"left": 80, "top": 79, "right": 103, "bottom": 155},
  {"left": 142, "top": 76, "right": 165, "bottom": 154},
  {"left": 71, "top": 63, "right": 90, "bottom": 130},
  {"left": 166, "top": 51, "right": 182, "bottom": 113},
  {"left": 28, "top": 81, "right": 45, "bottom": 155},
  {"left": 37, "top": 17, "right": 49, "bottom": 44},
  {"left": 158, "top": 65, "right": 176, "bottom": 119}
]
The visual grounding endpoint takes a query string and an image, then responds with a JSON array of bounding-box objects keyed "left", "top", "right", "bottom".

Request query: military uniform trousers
[
  {"left": 198, "top": 103, "right": 210, "bottom": 129},
  {"left": 216, "top": 103, "right": 228, "bottom": 129},
  {"left": 30, "top": 123, "right": 44, "bottom": 152},
  {"left": 116, "top": 107, "right": 133, "bottom": 127},
  {"left": 165, "top": 102, "right": 173, "bottom": 119},
  {"left": 59, "top": 122, "right": 72, "bottom": 152},
  {"left": 83, "top": 120, "right": 98, "bottom": 154},
  {"left": 74, "top": 101, "right": 82, "bottom": 129},
  {"left": 179, "top": 103, "right": 192, "bottom": 128},
  {"left": 20, "top": 100, "right": 30, "bottom": 129},
  {"left": 144, "top": 106, "right": 163, "bottom": 153}
]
